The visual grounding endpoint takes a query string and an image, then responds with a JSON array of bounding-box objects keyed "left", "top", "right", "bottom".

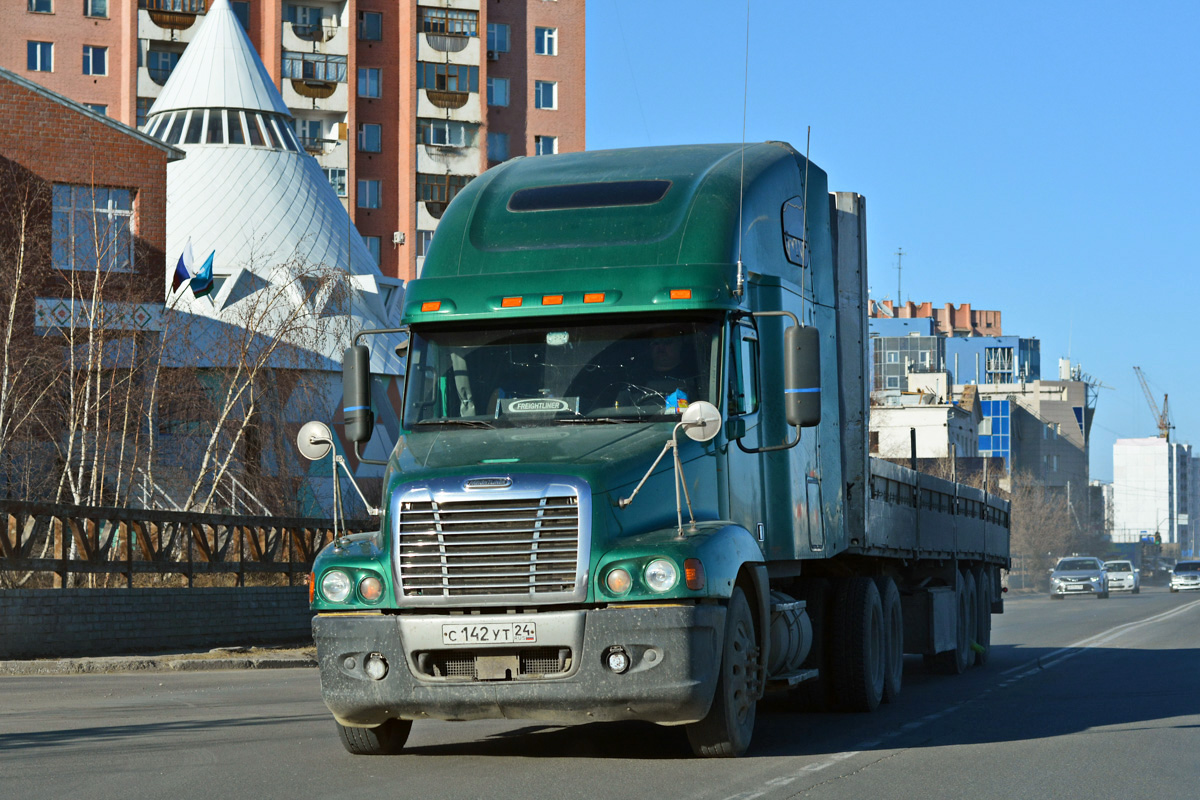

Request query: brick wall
[{"left": 0, "top": 587, "right": 313, "bottom": 659}]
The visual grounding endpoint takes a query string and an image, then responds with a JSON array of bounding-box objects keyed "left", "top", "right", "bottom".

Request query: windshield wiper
[
  {"left": 554, "top": 416, "right": 645, "bottom": 424},
  {"left": 413, "top": 419, "right": 496, "bottom": 429}
]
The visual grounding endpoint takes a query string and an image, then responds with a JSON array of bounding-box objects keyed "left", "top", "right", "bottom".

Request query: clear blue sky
[{"left": 585, "top": 0, "right": 1200, "bottom": 481}]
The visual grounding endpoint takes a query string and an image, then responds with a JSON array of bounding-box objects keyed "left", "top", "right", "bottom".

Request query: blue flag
[
  {"left": 190, "top": 250, "right": 215, "bottom": 298},
  {"left": 172, "top": 240, "right": 194, "bottom": 293}
]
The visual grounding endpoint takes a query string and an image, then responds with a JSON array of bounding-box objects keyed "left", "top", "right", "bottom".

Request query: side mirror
[
  {"left": 343, "top": 344, "right": 374, "bottom": 444},
  {"left": 785, "top": 325, "right": 821, "bottom": 427}
]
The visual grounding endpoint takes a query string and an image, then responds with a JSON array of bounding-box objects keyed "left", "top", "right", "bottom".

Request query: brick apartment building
[
  {"left": 0, "top": 65, "right": 182, "bottom": 304},
  {"left": 2, "top": 0, "right": 586, "bottom": 282}
]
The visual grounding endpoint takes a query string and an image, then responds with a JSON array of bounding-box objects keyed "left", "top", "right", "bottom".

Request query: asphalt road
[{"left": 3, "top": 587, "right": 1199, "bottom": 800}]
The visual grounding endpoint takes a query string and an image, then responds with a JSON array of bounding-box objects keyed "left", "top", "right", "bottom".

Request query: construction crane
[{"left": 1134, "top": 366, "right": 1173, "bottom": 441}]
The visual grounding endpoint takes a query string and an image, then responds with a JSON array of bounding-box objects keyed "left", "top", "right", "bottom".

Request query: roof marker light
[
  {"left": 542, "top": 295, "right": 563, "bottom": 305},
  {"left": 420, "top": 300, "right": 442, "bottom": 312},
  {"left": 584, "top": 293, "right": 605, "bottom": 304},
  {"left": 670, "top": 289, "right": 693, "bottom": 300},
  {"left": 502, "top": 296, "right": 523, "bottom": 308}
]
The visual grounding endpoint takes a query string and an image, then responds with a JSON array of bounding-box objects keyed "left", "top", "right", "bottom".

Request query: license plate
[
  {"left": 441, "top": 621, "right": 536, "bottom": 646},
  {"left": 1067, "top": 585, "right": 1083, "bottom": 591}
]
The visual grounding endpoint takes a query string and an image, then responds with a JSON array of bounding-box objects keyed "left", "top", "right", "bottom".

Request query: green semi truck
[{"left": 302, "top": 142, "right": 1011, "bottom": 758}]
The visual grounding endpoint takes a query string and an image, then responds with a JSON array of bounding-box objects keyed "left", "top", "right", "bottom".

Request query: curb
[{"left": 0, "top": 652, "right": 317, "bottom": 676}]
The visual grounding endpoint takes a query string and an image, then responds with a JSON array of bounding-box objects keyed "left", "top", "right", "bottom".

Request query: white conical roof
[
  {"left": 149, "top": 0, "right": 290, "bottom": 117},
  {"left": 149, "top": 0, "right": 404, "bottom": 376}
]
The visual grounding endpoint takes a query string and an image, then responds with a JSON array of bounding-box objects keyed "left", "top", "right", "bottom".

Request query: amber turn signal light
[
  {"left": 420, "top": 300, "right": 442, "bottom": 312},
  {"left": 684, "top": 558, "right": 705, "bottom": 591},
  {"left": 502, "top": 296, "right": 523, "bottom": 308},
  {"left": 669, "top": 289, "right": 692, "bottom": 300}
]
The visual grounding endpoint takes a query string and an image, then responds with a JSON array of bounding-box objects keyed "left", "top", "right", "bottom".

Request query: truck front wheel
[
  {"left": 337, "top": 719, "right": 412, "bottom": 756},
  {"left": 686, "top": 587, "right": 760, "bottom": 757}
]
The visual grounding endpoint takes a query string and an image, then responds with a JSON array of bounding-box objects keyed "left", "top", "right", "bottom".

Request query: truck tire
[
  {"left": 927, "top": 572, "right": 972, "bottom": 675},
  {"left": 973, "top": 567, "right": 992, "bottom": 667},
  {"left": 337, "top": 719, "right": 412, "bottom": 755},
  {"left": 874, "top": 576, "right": 903, "bottom": 703},
  {"left": 831, "top": 577, "right": 885, "bottom": 712},
  {"left": 687, "top": 586, "right": 760, "bottom": 757}
]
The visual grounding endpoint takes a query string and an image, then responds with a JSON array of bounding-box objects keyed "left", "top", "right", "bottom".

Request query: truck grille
[
  {"left": 395, "top": 488, "right": 582, "bottom": 600},
  {"left": 417, "top": 647, "right": 572, "bottom": 681}
]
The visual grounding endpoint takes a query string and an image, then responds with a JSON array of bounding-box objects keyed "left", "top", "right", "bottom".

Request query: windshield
[
  {"left": 1175, "top": 562, "right": 1200, "bottom": 573},
  {"left": 403, "top": 314, "right": 723, "bottom": 428},
  {"left": 1104, "top": 562, "right": 1132, "bottom": 572},
  {"left": 1056, "top": 559, "right": 1100, "bottom": 572}
]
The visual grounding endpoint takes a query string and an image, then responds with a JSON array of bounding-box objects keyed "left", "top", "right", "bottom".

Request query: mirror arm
[
  {"left": 735, "top": 427, "right": 800, "bottom": 454},
  {"left": 354, "top": 439, "right": 388, "bottom": 467}
]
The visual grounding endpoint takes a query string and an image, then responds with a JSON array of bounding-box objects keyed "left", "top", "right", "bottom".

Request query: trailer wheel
[
  {"left": 973, "top": 567, "right": 992, "bottom": 667},
  {"left": 874, "top": 577, "right": 904, "bottom": 703},
  {"left": 687, "top": 586, "right": 760, "bottom": 757},
  {"left": 831, "top": 577, "right": 885, "bottom": 712},
  {"left": 336, "top": 719, "right": 412, "bottom": 755}
]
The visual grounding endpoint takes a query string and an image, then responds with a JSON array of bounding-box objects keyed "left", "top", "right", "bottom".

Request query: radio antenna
[{"left": 734, "top": 0, "right": 750, "bottom": 298}]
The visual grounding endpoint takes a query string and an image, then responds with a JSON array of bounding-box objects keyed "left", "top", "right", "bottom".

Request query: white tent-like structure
[
  {"left": 144, "top": 0, "right": 403, "bottom": 376},
  {"left": 142, "top": 0, "right": 405, "bottom": 510}
]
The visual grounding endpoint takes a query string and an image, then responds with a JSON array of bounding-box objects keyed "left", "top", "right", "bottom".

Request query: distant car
[
  {"left": 1169, "top": 561, "right": 1200, "bottom": 593},
  {"left": 1104, "top": 560, "right": 1140, "bottom": 594},
  {"left": 1050, "top": 557, "right": 1109, "bottom": 599}
]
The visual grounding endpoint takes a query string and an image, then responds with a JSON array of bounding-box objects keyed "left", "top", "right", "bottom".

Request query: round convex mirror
[
  {"left": 296, "top": 420, "right": 334, "bottom": 461},
  {"left": 680, "top": 401, "right": 721, "bottom": 442}
]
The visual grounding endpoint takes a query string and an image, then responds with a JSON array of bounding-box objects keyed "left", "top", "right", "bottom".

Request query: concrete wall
[{"left": 0, "top": 587, "right": 312, "bottom": 659}]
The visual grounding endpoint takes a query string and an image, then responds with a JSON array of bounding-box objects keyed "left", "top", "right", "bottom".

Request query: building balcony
[
  {"left": 298, "top": 135, "right": 337, "bottom": 155},
  {"left": 147, "top": 65, "right": 175, "bottom": 86},
  {"left": 282, "top": 21, "right": 349, "bottom": 54},
  {"left": 281, "top": 78, "right": 348, "bottom": 113},
  {"left": 291, "top": 79, "right": 337, "bottom": 99},
  {"left": 424, "top": 89, "right": 469, "bottom": 110},
  {"left": 424, "top": 33, "right": 470, "bottom": 53},
  {"left": 140, "top": 0, "right": 205, "bottom": 31}
]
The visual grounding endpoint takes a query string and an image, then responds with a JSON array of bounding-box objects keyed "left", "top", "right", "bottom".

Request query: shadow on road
[{"left": 401, "top": 642, "right": 1200, "bottom": 760}]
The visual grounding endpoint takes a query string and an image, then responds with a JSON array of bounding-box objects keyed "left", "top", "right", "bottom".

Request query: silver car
[
  {"left": 1050, "top": 557, "right": 1109, "bottom": 599},
  {"left": 1103, "top": 560, "right": 1140, "bottom": 594},
  {"left": 1169, "top": 561, "right": 1200, "bottom": 593}
]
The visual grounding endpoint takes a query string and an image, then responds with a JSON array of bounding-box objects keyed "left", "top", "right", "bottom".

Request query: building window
[
  {"left": 282, "top": 51, "right": 347, "bottom": 82},
  {"left": 487, "top": 23, "right": 510, "bottom": 53},
  {"left": 84, "top": 103, "right": 107, "bottom": 115},
  {"left": 358, "top": 67, "right": 382, "bottom": 98},
  {"left": 358, "top": 10, "right": 382, "bottom": 40},
  {"left": 284, "top": 4, "right": 322, "bottom": 27},
  {"left": 27, "top": 41, "right": 52, "bottom": 72},
  {"left": 324, "top": 167, "right": 347, "bottom": 197},
  {"left": 52, "top": 185, "right": 134, "bottom": 273},
  {"left": 232, "top": 1, "right": 250, "bottom": 29},
  {"left": 146, "top": 49, "right": 180, "bottom": 84},
  {"left": 358, "top": 179, "right": 381, "bottom": 209},
  {"left": 416, "top": 62, "right": 478, "bottom": 93},
  {"left": 28, "top": 0, "right": 51, "bottom": 12},
  {"left": 416, "top": 229, "right": 434, "bottom": 257},
  {"left": 886, "top": 376, "right": 899, "bottom": 389},
  {"left": 535, "top": 27, "right": 557, "bottom": 56},
  {"left": 358, "top": 123, "right": 382, "bottom": 152},
  {"left": 487, "top": 77, "right": 509, "bottom": 107},
  {"left": 85, "top": 0, "right": 108, "bottom": 17},
  {"left": 362, "top": 235, "right": 381, "bottom": 267},
  {"left": 534, "top": 135, "right": 557, "bottom": 155},
  {"left": 136, "top": 97, "right": 154, "bottom": 129},
  {"left": 419, "top": 6, "right": 478, "bottom": 37},
  {"left": 83, "top": 45, "right": 108, "bottom": 76},
  {"left": 417, "top": 173, "right": 470, "bottom": 205},
  {"left": 417, "top": 118, "right": 474, "bottom": 147},
  {"left": 886, "top": 351, "right": 898, "bottom": 363},
  {"left": 488, "top": 132, "right": 509, "bottom": 162},
  {"left": 534, "top": 80, "right": 557, "bottom": 110}
]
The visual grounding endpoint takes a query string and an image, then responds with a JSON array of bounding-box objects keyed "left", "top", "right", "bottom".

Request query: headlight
[
  {"left": 321, "top": 570, "right": 352, "bottom": 602},
  {"left": 605, "top": 568, "right": 632, "bottom": 595},
  {"left": 358, "top": 575, "right": 384, "bottom": 603},
  {"left": 644, "top": 559, "right": 678, "bottom": 592}
]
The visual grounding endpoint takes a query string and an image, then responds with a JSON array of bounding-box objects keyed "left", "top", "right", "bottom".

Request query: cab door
[{"left": 723, "top": 319, "right": 766, "bottom": 550}]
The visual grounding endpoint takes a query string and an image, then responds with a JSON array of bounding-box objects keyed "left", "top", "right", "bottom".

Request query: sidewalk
[{"left": 0, "top": 645, "right": 317, "bottom": 676}]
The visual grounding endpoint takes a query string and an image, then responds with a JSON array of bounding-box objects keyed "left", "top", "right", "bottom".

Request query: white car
[
  {"left": 1169, "top": 561, "right": 1200, "bottom": 592},
  {"left": 1103, "top": 560, "right": 1140, "bottom": 593},
  {"left": 1049, "top": 557, "right": 1109, "bottom": 599}
]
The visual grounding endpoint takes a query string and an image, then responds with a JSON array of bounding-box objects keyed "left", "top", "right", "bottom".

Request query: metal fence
[{"left": 0, "top": 500, "right": 372, "bottom": 589}]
